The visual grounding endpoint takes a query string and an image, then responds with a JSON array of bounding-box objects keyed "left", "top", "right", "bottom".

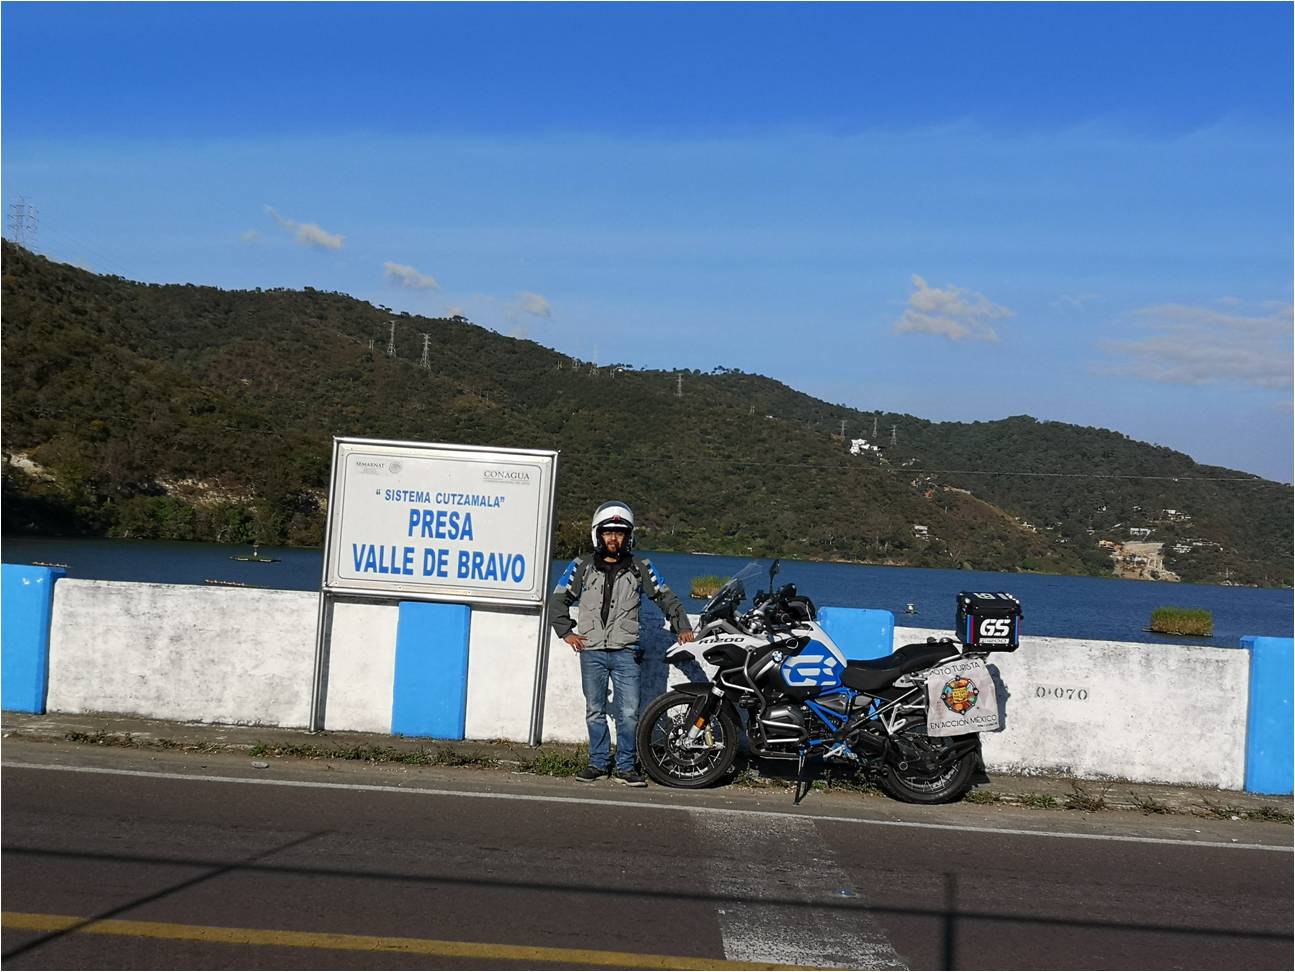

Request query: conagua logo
[
  {"left": 483, "top": 469, "right": 532, "bottom": 483},
  {"left": 941, "top": 676, "right": 979, "bottom": 714}
]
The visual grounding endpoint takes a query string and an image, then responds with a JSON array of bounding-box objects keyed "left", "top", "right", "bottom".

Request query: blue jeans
[{"left": 579, "top": 648, "right": 641, "bottom": 773}]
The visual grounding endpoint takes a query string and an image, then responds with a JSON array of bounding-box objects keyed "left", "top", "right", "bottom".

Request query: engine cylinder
[{"left": 759, "top": 704, "right": 807, "bottom": 742}]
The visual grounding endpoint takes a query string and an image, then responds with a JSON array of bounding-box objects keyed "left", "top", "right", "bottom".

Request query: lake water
[{"left": 4, "top": 536, "right": 1290, "bottom": 647}]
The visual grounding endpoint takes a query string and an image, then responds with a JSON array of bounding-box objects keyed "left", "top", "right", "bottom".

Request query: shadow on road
[{"left": 3, "top": 843, "right": 1287, "bottom": 967}]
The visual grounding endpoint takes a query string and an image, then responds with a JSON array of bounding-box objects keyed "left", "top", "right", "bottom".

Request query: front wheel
[
  {"left": 879, "top": 731, "right": 979, "bottom": 804},
  {"left": 637, "top": 691, "right": 738, "bottom": 789}
]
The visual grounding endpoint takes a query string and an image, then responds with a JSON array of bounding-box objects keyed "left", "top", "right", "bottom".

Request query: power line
[
  {"left": 31, "top": 226, "right": 135, "bottom": 279},
  {"left": 9, "top": 398, "right": 1287, "bottom": 487},
  {"left": 558, "top": 452, "right": 1287, "bottom": 483},
  {"left": 10, "top": 401, "right": 1286, "bottom": 490}
]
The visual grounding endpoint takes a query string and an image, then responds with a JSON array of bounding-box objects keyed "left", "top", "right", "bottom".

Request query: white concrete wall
[
  {"left": 47, "top": 580, "right": 316, "bottom": 727},
  {"left": 40, "top": 580, "right": 547, "bottom": 739},
  {"left": 323, "top": 600, "right": 399, "bottom": 733},
  {"left": 466, "top": 606, "right": 544, "bottom": 741},
  {"left": 895, "top": 625, "right": 1251, "bottom": 789},
  {"left": 324, "top": 599, "right": 551, "bottom": 742},
  {"left": 541, "top": 630, "right": 592, "bottom": 745},
  {"left": 39, "top": 582, "right": 1253, "bottom": 788}
]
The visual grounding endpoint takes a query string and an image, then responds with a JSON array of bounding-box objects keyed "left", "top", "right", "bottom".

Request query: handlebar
[
  {"left": 743, "top": 582, "right": 805, "bottom": 632},
  {"left": 705, "top": 579, "right": 812, "bottom": 635}
]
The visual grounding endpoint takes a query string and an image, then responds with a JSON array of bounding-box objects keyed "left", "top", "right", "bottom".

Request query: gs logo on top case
[{"left": 979, "top": 618, "right": 1013, "bottom": 639}]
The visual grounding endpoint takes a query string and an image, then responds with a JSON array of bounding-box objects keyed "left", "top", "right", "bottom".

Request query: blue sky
[{"left": 4, "top": 3, "right": 1292, "bottom": 480}]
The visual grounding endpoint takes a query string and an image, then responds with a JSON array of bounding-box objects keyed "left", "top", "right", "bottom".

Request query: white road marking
[
  {"left": 693, "top": 812, "right": 907, "bottom": 970},
  {"left": 4, "top": 761, "right": 1289, "bottom": 854}
]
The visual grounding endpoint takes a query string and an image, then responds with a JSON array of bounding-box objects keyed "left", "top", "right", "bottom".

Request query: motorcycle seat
[{"left": 841, "top": 641, "right": 961, "bottom": 692}]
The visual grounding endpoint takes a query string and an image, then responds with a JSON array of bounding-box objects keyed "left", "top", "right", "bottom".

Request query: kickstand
[{"left": 793, "top": 748, "right": 809, "bottom": 805}]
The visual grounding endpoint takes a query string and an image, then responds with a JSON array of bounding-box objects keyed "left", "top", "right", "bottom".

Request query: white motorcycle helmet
[{"left": 591, "top": 500, "right": 635, "bottom": 552}]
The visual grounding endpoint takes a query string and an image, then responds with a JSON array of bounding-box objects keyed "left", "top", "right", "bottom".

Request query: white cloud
[
  {"left": 383, "top": 261, "right": 439, "bottom": 290},
  {"left": 264, "top": 205, "right": 344, "bottom": 251},
  {"left": 516, "top": 290, "right": 552, "bottom": 318},
  {"left": 894, "top": 274, "right": 1011, "bottom": 342},
  {"left": 1099, "top": 301, "right": 1293, "bottom": 389}
]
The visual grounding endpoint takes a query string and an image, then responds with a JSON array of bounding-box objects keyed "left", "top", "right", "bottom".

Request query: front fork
[{"left": 680, "top": 687, "right": 724, "bottom": 748}]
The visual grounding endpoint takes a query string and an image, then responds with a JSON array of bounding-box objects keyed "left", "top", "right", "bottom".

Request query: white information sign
[{"left": 322, "top": 438, "right": 558, "bottom": 605}]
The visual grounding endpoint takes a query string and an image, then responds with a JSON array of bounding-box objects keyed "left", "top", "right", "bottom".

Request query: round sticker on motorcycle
[{"left": 941, "top": 677, "right": 979, "bottom": 714}]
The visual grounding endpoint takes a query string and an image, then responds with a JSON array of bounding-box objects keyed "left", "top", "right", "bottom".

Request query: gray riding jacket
[{"left": 550, "top": 554, "right": 692, "bottom": 650}]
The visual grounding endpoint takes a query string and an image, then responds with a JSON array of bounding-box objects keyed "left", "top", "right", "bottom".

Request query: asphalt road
[{"left": 2, "top": 742, "right": 1291, "bottom": 970}]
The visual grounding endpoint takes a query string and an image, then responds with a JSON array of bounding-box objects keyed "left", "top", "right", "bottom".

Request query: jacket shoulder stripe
[
  {"left": 558, "top": 558, "right": 581, "bottom": 589},
  {"left": 641, "top": 559, "right": 666, "bottom": 589}
]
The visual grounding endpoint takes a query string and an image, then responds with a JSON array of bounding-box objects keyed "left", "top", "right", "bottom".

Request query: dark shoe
[
  {"left": 616, "top": 770, "right": 648, "bottom": 787},
  {"left": 575, "top": 765, "right": 608, "bottom": 783}
]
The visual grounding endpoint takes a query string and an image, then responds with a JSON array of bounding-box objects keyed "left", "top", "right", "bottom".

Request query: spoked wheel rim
[
  {"left": 895, "top": 759, "right": 961, "bottom": 793},
  {"left": 891, "top": 733, "right": 962, "bottom": 792},
  {"left": 646, "top": 701, "right": 730, "bottom": 781}
]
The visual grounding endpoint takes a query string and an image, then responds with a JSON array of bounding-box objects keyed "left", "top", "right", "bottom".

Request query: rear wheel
[
  {"left": 637, "top": 691, "right": 738, "bottom": 789},
  {"left": 880, "top": 730, "right": 979, "bottom": 804}
]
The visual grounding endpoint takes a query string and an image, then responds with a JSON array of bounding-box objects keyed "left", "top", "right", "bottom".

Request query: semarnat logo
[{"left": 483, "top": 468, "right": 532, "bottom": 484}]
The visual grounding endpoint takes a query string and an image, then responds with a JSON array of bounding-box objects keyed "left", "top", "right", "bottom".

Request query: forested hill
[{"left": 2, "top": 242, "right": 1289, "bottom": 586}]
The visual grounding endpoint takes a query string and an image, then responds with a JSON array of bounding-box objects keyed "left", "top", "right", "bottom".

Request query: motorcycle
[{"left": 636, "top": 560, "right": 1019, "bottom": 804}]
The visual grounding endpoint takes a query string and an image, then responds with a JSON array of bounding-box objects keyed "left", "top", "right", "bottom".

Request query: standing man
[{"left": 550, "top": 500, "right": 694, "bottom": 785}]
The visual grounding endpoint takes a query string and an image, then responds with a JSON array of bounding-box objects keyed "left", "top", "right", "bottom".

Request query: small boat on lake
[{"left": 229, "top": 545, "right": 280, "bottom": 564}]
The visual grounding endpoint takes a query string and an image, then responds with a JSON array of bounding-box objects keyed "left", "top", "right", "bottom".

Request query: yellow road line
[{"left": 2, "top": 911, "right": 815, "bottom": 970}]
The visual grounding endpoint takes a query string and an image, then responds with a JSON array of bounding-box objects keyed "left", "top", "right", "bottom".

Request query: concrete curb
[{"left": 2, "top": 710, "right": 1290, "bottom": 823}]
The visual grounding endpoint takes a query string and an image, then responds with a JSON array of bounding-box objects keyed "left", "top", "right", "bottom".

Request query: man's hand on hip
[{"left": 564, "top": 633, "right": 588, "bottom": 652}]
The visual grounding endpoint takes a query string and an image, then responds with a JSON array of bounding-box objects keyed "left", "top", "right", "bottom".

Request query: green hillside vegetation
[{"left": 2, "top": 242, "right": 1289, "bottom": 586}]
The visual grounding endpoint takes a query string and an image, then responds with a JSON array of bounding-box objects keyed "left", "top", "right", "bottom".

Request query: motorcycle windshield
[{"left": 701, "top": 561, "right": 766, "bottom": 622}]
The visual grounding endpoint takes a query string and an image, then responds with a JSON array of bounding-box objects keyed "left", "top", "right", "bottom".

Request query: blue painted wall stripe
[
  {"left": 818, "top": 606, "right": 895, "bottom": 661},
  {"left": 1241, "top": 635, "right": 1293, "bottom": 796},
  {"left": 391, "top": 601, "right": 471, "bottom": 739},
  {"left": 1, "top": 564, "right": 65, "bottom": 713}
]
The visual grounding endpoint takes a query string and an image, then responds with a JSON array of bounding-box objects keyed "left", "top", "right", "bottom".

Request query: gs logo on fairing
[
  {"left": 780, "top": 642, "right": 843, "bottom": 688},
  {"left": 942, "top": 677, "right": 979, "bottom": 714}
]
